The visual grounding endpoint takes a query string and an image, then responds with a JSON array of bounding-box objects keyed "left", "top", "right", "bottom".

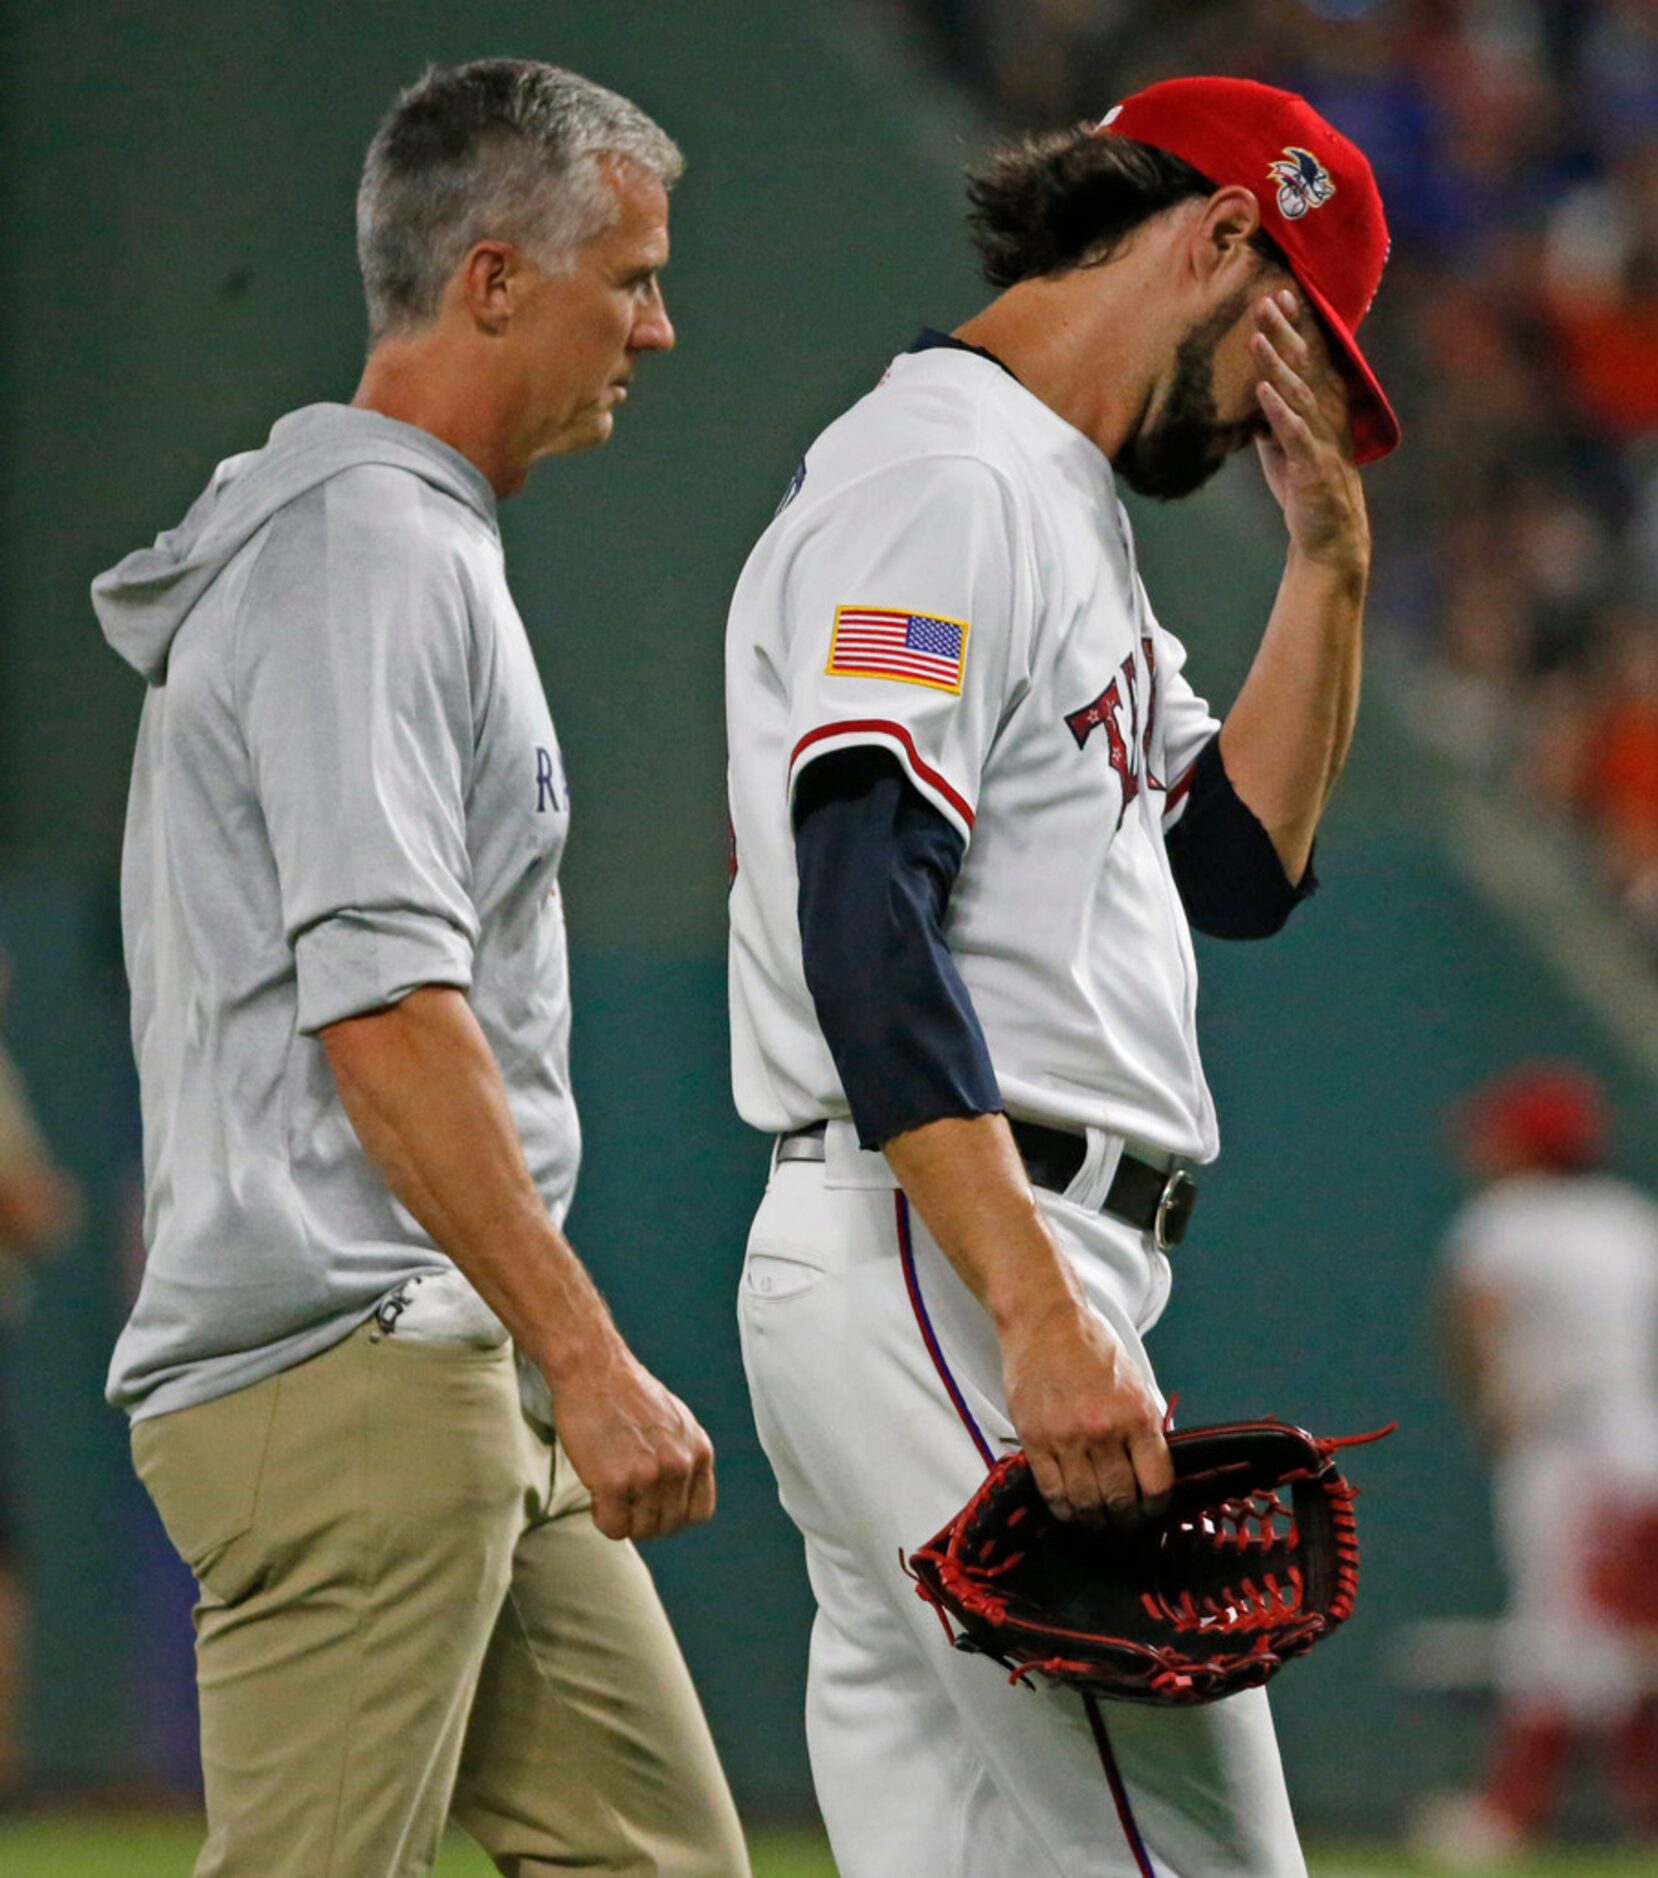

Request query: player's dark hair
[{"left": 967, "top": 126, "right": 1280, "bottom": 287}]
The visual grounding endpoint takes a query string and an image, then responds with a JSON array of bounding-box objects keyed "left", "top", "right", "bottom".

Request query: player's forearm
[
  {"left": 0, "top": 1164, "right": 78, "bottom": 1257},
  {"left": 1218, "top": 543, "right": 1367, "bottom": 882},
  {"left": 1441, "top": 1282, "right": 1508, "bottom": 1443},
  {"left": 883, "top": 1114, "right": 1083, "bottom": 1331},
  {"left": 885, "top": 1113, "right": 1170, "bottom": 1522},
  {"left": 320, "top": 984, "right": 619, "bottom": 1382}
]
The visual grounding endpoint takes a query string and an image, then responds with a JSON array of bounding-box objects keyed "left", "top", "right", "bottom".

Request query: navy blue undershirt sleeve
[
  {"left": 1165, "top": 734, "right": 1318, "bottom": 939},
  {"left": 794, "top": 748, "right": 1003, "bottom": 1149}
]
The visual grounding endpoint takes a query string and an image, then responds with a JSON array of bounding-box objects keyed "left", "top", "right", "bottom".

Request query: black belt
[{"left": 777, "top": 1119, "right": 1197, "bottom": 1252}]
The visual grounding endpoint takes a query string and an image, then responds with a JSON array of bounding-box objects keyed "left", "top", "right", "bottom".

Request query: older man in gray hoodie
[{"left": 93, "top": 59, "right": 747, "bottom": 1878}]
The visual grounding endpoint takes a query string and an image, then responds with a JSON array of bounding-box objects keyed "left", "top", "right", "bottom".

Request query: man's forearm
[
  {"left": 320, "top": 984, "right": 614, "bottom": 1382},
  {"left": 883, "top": 1114, "right": 1079, "bottom": 1328},
  {"left": 0, "top": 1164, "right": 78, "bottom": 1258},
  {"left": 1441, "top": 1281, "right": 1508, "bottom": 1445},
  {"left": 322, "top": 987, "right": 715, "bottom": 1544},
  {"left": 883, "top": 1113, "right": 1170, "bottom": 1523},
  {"left": 1218, "top": 547, "right": 1366, "bottom": 885}
]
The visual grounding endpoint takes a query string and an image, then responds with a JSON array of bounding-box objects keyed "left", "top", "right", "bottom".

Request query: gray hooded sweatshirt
[{"left": 95, "top": 404, "right": 578, "bottom": 1418}]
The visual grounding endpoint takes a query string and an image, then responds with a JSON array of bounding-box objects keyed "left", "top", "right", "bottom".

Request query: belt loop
[
  {"left": 1065, "top": 1128, "right": 1123, "bottom": 1212},
  {"left": 823, "top": 1118, "right": 902, "bottom": 1191}
]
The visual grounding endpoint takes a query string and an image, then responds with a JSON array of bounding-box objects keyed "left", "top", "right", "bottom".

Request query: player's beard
[{"left": 1114, "top": 286, "right": 1256, "bottom": 503}]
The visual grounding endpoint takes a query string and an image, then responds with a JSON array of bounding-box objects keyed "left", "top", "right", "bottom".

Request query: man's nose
[{"left": 634, "top": 284, "right": 676, "bottom": 354}]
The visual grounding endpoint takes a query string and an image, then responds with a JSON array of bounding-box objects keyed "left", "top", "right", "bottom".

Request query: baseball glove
[{"left": 906, "top": 1417, "right": 1391, "bottom": 1706}]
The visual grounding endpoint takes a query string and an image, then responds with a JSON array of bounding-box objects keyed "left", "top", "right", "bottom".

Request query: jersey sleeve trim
[{"left": 789, "top": 720, "right": 975, "bottom": 839}]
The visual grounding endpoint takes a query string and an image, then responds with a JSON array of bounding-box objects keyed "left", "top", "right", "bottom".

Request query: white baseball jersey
[
  {"left": 1445, "top": 1171, "right": 1658, "bottom": 1444},
  {"left": 726, "top": 344, "right": 1222, "bottom": 1160},
  {"left": 1445, "top": 1170, "right": 1658, "bottom": 1717}
]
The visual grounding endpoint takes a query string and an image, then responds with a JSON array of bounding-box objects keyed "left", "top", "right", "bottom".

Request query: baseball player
[
  {"left": 726, "top": 78, "right": 1396, "bottom": 1876},
  {"left": 1427, "top": 1065, "right": 1658, "bottom": 1860},
  {"left": 94, "top": 62, "right": 746, "bottom": 1877},
  {"left": 0, "top": 958, "right": 80, "bottom": 1802}
]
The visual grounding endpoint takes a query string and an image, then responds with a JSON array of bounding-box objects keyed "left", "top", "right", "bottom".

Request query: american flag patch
[{"left": 826, "top": 606, "right": 969, "bottom": 694}]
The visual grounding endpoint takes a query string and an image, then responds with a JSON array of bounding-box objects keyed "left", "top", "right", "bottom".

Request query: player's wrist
[
  {"left": 985, "top": 1258, "right": 1088, "bottom": 1345},
  {"left": 1285, "top": 533, "right": 1369, "bottom": 590}
]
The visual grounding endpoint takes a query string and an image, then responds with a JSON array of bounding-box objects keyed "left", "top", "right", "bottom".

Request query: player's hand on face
[
  {"left": 545, "top": 1337, "right": 717, "bottom": 1542},
  {"left": 1000, "top": 1297, "right": 1172, "bottom": 1530},
  {"left": 1250, "top": 289, "right": 1370, "bottom": 573}
]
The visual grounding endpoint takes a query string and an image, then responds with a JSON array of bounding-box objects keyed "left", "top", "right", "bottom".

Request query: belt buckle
[{"left": 1153, "top": 1167, "right": 1195, "bottom": 1253}]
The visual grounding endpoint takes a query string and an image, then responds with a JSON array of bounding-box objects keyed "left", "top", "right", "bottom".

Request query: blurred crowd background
[{"left": 903, "top": 0, "right": 1658, "bottom": 954}]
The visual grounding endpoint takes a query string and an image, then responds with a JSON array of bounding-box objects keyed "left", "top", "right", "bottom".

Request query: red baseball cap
[
  {"left": 1096, "top": 76, "right": 1400, "bottom": 463},
  {"left": 1459, "top": 1063, "right": 1607, "bottom": 1172}
]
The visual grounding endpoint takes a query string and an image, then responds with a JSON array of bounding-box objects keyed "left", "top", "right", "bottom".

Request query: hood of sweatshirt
[{"left": 92, "top": 403, "right": 498, "bottom": 684}]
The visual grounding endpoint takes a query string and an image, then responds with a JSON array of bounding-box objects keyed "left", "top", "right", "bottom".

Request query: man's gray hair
[{"left": 357, "top": 59, "right": 683, "bottom": 342}]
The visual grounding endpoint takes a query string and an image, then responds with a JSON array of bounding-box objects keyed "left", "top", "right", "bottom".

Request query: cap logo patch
[{"left": 1268, "top": 146, "right": 1335, "bottom": 220}]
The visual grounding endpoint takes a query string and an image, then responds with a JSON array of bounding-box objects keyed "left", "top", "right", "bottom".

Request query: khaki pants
[{"left": 132, "top": 1323, "right": 749, "bottom": 1877}]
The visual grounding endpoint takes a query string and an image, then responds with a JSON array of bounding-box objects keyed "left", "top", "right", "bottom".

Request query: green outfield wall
[{"left": 3, "top": 0, "right": 1653, "bottom": 1837}]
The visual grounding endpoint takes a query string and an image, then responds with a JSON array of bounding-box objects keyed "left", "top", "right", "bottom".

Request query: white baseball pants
[
  {"left": 1493, "top": 1436, "right": 1654, "bottom": 1721},
  {"left": 737, "top": 1123, "right": 1307, "bottom": 1877}
]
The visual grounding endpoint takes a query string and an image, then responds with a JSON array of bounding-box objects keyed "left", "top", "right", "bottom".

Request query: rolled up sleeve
[{"left": 291, "top": 907, "right": 475, "bottom": 1036}]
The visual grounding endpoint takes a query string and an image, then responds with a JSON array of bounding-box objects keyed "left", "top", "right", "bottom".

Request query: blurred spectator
[
  {"left": 899, "top": 0, "right": 1658, "bottom": 958},
  {"left": 1424, "top": 1064, "right": 1658, "bottom": 1862},
  {"left": 1545, "top": 137, "right": 1658, "bottom": 436},
  {"left": 0, "top": 952, "right": 81, "bottom": 1803},
  {"left": 1582, "top": 608, "right": 1658, "bottom": 930}
]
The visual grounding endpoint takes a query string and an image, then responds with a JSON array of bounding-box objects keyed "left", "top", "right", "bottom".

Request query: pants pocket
[
  {"left": 742, "top": 1249, "right": 829, "bottom": 1301},
  {"left": 131, "top": 1374, "right": 280, "bottom": 1584}
]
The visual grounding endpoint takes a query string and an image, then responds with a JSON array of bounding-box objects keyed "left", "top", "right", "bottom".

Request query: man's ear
[
  {"left": 1192, "top": 185, "right": 1264, "bottom": 285},
  {"left": 455, "top": 239, "right": 519, "bottom": 336}
]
